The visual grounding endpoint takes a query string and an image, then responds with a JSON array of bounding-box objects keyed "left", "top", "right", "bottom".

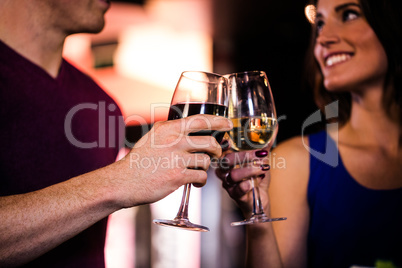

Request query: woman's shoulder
[
  {"left": 273, "top": 130, "right": 330, "bottom": 156},
  {"left": 270, "top": 135, "right": 311, "bottom": 189},
  {"left": 272, "top": 135, "right": 310, "bottom": 164}
]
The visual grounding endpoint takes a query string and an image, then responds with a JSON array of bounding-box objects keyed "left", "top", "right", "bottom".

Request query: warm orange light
[
  {"left": 115, "top": 26, "right": 212, "bottom": 93},
  {"left": 305, "top": 4, "right": 316, "bottom": 24}
]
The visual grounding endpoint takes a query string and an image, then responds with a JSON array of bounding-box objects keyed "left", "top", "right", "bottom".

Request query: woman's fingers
[
  {"left": 215, "top": 148, "right": 271, "bottom": 202},
  {"left": 221, "top": 149, "right": 269, "bottom": 167}
]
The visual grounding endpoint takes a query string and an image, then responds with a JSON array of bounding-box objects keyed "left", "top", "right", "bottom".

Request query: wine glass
[
  {"left": 227, "top": 70, "right": 287, "bottom": 226},
  {"left": 153, "top": 71, "right": 229, "bottom": 232}
]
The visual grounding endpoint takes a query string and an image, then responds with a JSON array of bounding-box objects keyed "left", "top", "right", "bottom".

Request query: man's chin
[{"left": 68, "top": 21, "right": 106, "bottom": 36}]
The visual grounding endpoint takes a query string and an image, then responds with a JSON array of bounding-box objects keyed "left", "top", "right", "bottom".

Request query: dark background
[
  {"left": 213, "top": 0, "right": 318, "bottom": 143},
  {"left": 121, "top": 0, "right": 320, "bottom": 144},
  {"left": 210, "top": 1, "right": 319, "bottom": 267}
]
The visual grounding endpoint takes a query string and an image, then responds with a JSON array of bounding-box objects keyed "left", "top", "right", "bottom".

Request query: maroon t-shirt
[{"left": 0, "top": 40, "right": 125, "bottom": 267}]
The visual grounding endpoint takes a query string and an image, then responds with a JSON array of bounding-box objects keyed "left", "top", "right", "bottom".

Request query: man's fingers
[
  {"left": 186, "top": 153, "right": 211, "bottom": 171},
  {"left": 183, "top": 114, "right": 232, "bottom": 134},
  {"left": 182, "top": 168, "right": 208, "bottom": 187}
]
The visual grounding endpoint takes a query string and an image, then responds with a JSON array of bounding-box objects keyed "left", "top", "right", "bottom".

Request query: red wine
[{"left": 168, "top": 102, "right": 228, "bottom": 143}]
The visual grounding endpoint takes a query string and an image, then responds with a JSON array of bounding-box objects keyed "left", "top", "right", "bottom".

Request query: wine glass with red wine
[{"left": 153, "top": 71, "right": 228, "bottom": 232}]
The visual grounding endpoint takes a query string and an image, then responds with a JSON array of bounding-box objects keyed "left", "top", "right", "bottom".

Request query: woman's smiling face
[{"left": 313, "top": 0, "right": 388, "bottom": 93}]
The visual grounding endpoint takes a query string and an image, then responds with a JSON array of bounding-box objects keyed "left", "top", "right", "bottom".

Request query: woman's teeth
[{"left": 325, "top": 54, "right": 351, "bottom": 67}]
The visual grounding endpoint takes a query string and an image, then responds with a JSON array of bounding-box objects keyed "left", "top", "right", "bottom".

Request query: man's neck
[{"left": 0, "top": 0, "right": 66, "bottom": 78}]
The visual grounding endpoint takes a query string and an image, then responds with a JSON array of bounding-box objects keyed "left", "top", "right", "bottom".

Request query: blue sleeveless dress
[{"left": 307, "top": 131, "right": 402, "bottom": 268}]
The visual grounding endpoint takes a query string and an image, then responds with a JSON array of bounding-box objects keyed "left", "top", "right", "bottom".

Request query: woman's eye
[
  {"left": 342, "top": 9, "right": 360, "bottom": 22},
  {"left": 315, "top": 20, "right": 324, "bottom": 35}
]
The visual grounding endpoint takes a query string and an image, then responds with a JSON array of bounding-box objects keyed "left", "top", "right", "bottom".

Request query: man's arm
[{"left": 0, "top": 115, "right": 232, "bottom": 266}]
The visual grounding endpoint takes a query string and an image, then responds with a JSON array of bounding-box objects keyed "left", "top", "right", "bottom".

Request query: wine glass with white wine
[{"left": 227, "top": 70, "right": 287, "bottom": 226}]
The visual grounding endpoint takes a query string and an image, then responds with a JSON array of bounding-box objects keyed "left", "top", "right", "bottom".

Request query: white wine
[{"left": 230, "top": 116, "right": 277, "bottom": 151}]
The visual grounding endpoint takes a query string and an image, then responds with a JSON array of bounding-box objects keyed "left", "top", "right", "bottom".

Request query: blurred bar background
[{"left": 62, "top": 0, "right": 317, "bottom": 267}]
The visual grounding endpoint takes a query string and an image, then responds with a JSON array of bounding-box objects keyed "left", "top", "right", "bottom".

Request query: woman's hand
[{"left": 216, "top": 149, "right": 271, "bottom": 218}]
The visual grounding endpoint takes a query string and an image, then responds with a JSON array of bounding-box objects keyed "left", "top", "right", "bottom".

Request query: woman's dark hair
[{"left": 306, "top": 0, "right": 402, "bottom": 127}]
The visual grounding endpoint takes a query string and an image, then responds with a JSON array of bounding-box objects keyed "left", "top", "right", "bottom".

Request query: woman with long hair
[{"left": 217, "top": 0, "right": 402, "bottom": 266}]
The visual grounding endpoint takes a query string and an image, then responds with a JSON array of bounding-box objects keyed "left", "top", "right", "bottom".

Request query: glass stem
[
  {"left": 250, "top": 177, "right": 265, "bottom": 216},
  {"left": 175, "top": 183, "right": 191, "bottom": 220}
]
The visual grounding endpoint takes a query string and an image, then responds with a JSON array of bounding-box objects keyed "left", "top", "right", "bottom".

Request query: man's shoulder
[{"left": 61, "top": 59, "right": 94, "bottom": 80}]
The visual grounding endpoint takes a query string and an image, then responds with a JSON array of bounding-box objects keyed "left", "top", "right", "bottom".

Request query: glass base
[
  {"left": 231, "top": 214, "right": 287, "bottom": 226},
  {"left": 153, "top": 218, "right": 210, "bottom": 232}
]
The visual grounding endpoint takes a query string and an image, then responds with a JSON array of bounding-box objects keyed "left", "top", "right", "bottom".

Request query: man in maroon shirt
[{"left": 0, "top": 0, "right": 232, "bottom": 266}]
